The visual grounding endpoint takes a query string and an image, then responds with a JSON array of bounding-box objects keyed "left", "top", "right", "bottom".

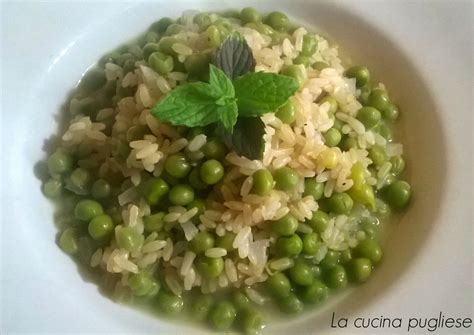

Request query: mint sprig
[
  {"left": 151, "top": 36, "right": 299, "bottom": 159},
  {"left": 152, "top": 65, "right": 238, "bottom": 131}
]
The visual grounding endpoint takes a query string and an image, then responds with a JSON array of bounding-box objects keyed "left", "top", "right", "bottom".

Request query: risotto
[{"left": 42, "top": 8, "right": 411, "bottom": 334}]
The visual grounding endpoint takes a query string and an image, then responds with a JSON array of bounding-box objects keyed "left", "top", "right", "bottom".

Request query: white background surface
[{"left": 1, "top": 1, "right": 473, "bottom": 334}]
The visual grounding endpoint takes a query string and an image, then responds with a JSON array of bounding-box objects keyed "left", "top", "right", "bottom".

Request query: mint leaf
[
  {"left": 233, "top": 72, "right": 299, "bottom": 117},
  {"left": 218, "top": 117, "right": 266, "bottom": 160},
  {"left": 213, "top": 34, "right": 256, "bottom": 80},
  {"left": 209, "top": 64, "right": 238, "bottom": 131},
  {"left": 209, "top": 64, "right": 234, "bottom": 97},
  {"left": 151, "top": 65, "right": 238, "bottom": 131}
]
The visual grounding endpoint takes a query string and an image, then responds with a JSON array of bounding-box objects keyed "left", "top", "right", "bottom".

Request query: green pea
[
  {"left": 360, "top": 216, "right": 379, "bottom": 233},
  {"left": 382, "top": 180, "right": 411, "bottom": 210},
  {"left": 301, "top": 34, "right": 318, "bottom": 56},
  {"left": 169, "top": 184, "right": 194, "bottom": 206},
  {"left": 128, "top": 272, "right": 159, "bottom": 296},
  {"left": 48, "top": 150, "right": 73, "bottom": 176},
  {"left": 202, "top": 138, "right": 227, "bottom": 160},
  {"left": 242, "top": 308, "right": 266, "bottom": 335},
  {"left": 116, "top": 226, "right": 144, "bottom": 253},
  {"left": 266, "top": 272, "right": 291, "bottom": 298},
  {"left": 265, "top": 11, "right": 289, "bottom": 31},
  {"left": 188, "top": 167, "right": 208, "bottom": 191},
  {"left": 232, "top": 291, "right": 252, "bottom": 311},
  {"left": 320, "top": 96, "right": 338, "bottom": 114},
  {"left": 91, "top": 179, "right": 111, "bottom": 199},
  {"left": 280, "top": 64, "right": 306, "bottom": 88},
  {"left": 357, "top": 106, "right": 381, "bottom": 129},
  {"left": 240, "top": 7, "right": 261, "bottom": 23},
  {"left": 165, "top": 23, "right": 185, "bottom": 36},
  {"left": 359, "top": 86, "right": 371, "bottom": 105},
  {"left": 272, "top": 214, "right": 298, "bottom": 236},
  {"left": 80, "top": 68, "right": 106, "bottom": 92},
  {"left": 246, "top": 22, "right": 274, "bottom": 36},
  {"left": 99, "top": 50, "right": 120, "bottom": 66},
  {"left": 348, "top": 184, "right": 375, "bottom": 210},
  {"left": 122, "top": 58, "right": 137, "bottom": 75},
  {"left": 306, "top": 210, "right": 329, "bottom": 233},
  {"left": 164, "top": 153, "right": 191, "bottom": 179},
  {"left": 382, "top": 103, "right": 399, "bottom": 121},
  {"left": 142, "top": 43, "right": 161, "bottom": 61},
  {"left": 367, "top": 88, "right": 391, "bottom": 112},
  {"left": 274, "top": 167, "right": 299, "bottom": 191},
  {"left": 355, "top": 239, "right": 383, "bottom": 264},
  {"left": 143, "top": 31, "right": 159, "bottom": 44},
  {"left": 303, "top": 178, "right": 324, "bottom": 200},
  {"left": 320, "top": 250, "right": 340, "bottom": 267},
  {"left": 289, "top": 260, "right": 314, "bottom": 286},
  {"left": 184, "top": 53, "right": 211, "bottom": 81},
  {"left": 327, "top": 192, "right": 354, "bottom": 214},
  {"left": 190, "top": 231, "right": 215, "bottom": 254},
  {"left": 302, "top": 232, "right": 320, "bottom": 255},
  {"left": 339, "top": 136, "right": 358, "bottom": 151},
  {"left": 278, "top": 293, "right": 304, "bottom": 314},
  {"left": 378, "top": 122, "right": 393, "bottom": 141},
  {"left": 158, "top": 36, "right": 178, "bottom": 55},
  {"left": 375, "top": 198, "right": 391, "bottom": 219},
  {"left": 311, "top": 265, "right": 322, "bottom": 278},
  {"left": 187, "top": 198, "right": 206, "bottom": 216},
  {"left": 88, "top": 214, "right": 114, "bottom": 240},
  {"left": 74, "top": 199, "right": 103, "bottom": 222},
  {"left": 77, "top": 236, "right": 94, "bottom": 264},
  {"left": 345, "top": 66, "right": 370, "bottom": 88},
  {"left": 340, "top": 249, "right": 353, "bottom": 264},
  {"left": 43, "top": 178, "right": 62, "bottom": 198},
  {"left": 203, "top": 25, "right": 222, "bottom": 48},
  {"left": 275, "top": 100, "right": 297, "bottom": 124},
  {"left": 148, "top": 51, "right": 174, "bottom": 75},
  {"left": 324, "top": 128, "right": 342, "bottom": 147},
  {"left": 300, "top": 279, "right": 328, "bottom": 303},
  {"left": 368, "top": 145, "right": 387, "bottom": 167},
  {"left": 323, "top": 265, "right": 348, "bottom": 289},
  {"left": 293, "top": 55, "right": 312, "bottom": 67},
  {"left": 390, "top": 156, "right": 405, "bottom": 176},
  {"left": 251, "top": 169, "right": 274, "bottom": 196},
  {"left": 313, "top": 61, "right": 329, "bottom": 71},
  {"left": 127, "top": 125, "right": 148, "bottom": 142},
  {"left": 65, "top": 167, "right": 93, "bottom": 195},
  {"left": 350, "top": 162, "right": 366, "bottom": 187},
  {"left": 149, "top": 17, "right": 174, "bottom": 33},
  {"left": 143, "top": 212, "right": 165, "bottom": 233},
  {"left": 59, "top": 227, "right": 78, "bottom": 254},
  {"left": 349, "top": 258, "right": 372, "bottom": 283},
  {"left": 156, "top": 291, "right": 184, "bottom": 314},
  {"left": 275, "top": 234, "right": 303, "bottom": 257},
  {"left": 214, "top": 18, "right": 233, "bottom": 30},
  {"left": 141, "top": 178, "right": 169, "bottom": 205},
  {"left": 161, "top": 171, "right": 179, "bottom": 186},
  {"left": 216, "top": 233, "right": 235, "bottom": 252},
  {"left": 189, "top": 295, "right": 212, "bottom": 322},
  {"left": 196, "top": 256, "right": 224, "bottom": 279},
  {"left": 208, "top": 301, "right": 237, "bottom": 331},
  {"left": 200, "top": 159, "right": 224, "bottom": 185},
  {"left": 193, "top": 13, "right": 211, "bottom": 29}
]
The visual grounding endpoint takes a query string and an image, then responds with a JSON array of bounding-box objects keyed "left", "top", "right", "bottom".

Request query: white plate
[{"left": 1, "top": 1, "right": 472, "bottom": 334}]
